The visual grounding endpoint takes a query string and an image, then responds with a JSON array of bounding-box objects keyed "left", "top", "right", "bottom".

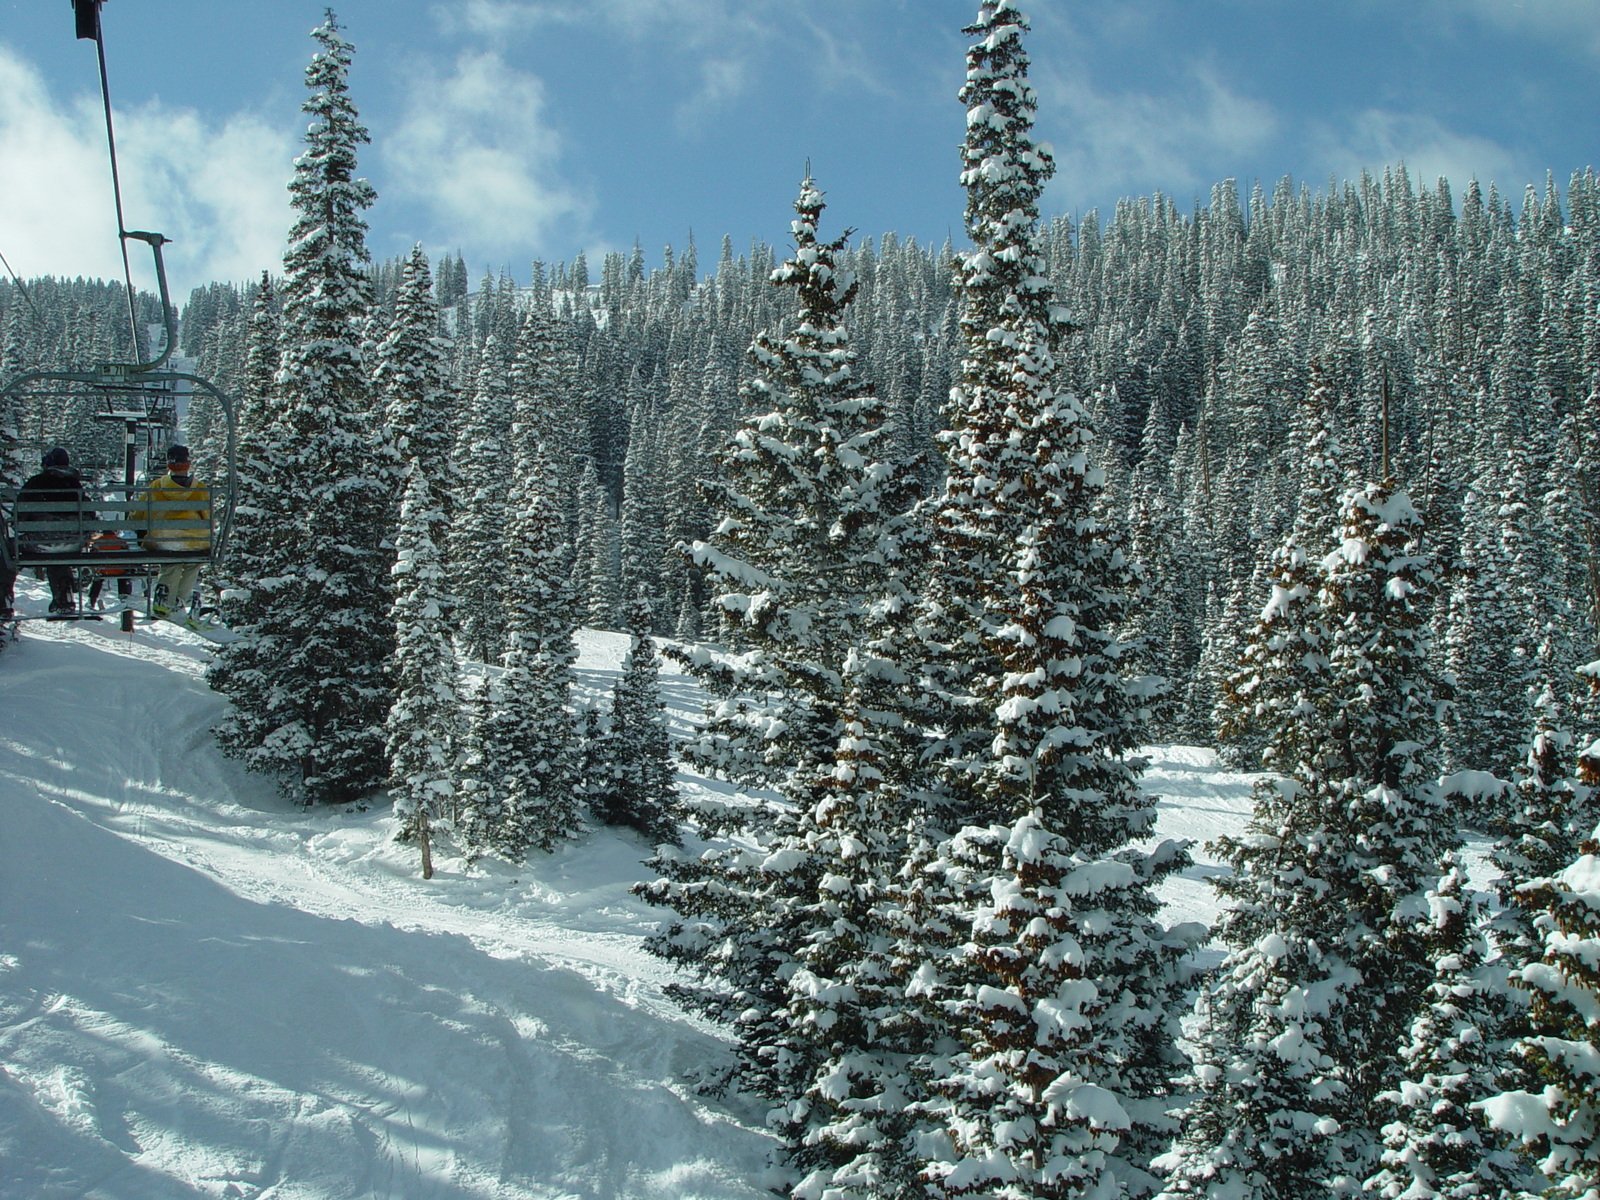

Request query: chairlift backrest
[{"left": 1, "top": 479, "right": 217, "bottom": 573}]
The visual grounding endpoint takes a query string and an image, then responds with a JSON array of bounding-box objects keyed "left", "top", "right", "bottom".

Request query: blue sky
[{"left": 1, "top": 0, "right": 1597, "bottom": 300}]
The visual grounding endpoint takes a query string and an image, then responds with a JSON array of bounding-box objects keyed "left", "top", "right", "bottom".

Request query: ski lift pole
[
  {"left": 78, "top": 0, "right": 175, "bottom": 373},
  {"left": 78, "top": 0, "right": 136, "bottom": 348},
  {"left": 119, "top": 231, "right": 177, "bottom": 374}
]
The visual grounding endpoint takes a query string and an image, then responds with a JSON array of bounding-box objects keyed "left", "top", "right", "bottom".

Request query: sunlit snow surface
[{"left": 0, "top": 575, "right": 1427, "bottom": 1199}]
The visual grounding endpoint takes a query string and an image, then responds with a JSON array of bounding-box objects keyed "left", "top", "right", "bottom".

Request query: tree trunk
[{"left": 417, "top": 804, "right": 434, "bottom": 880}]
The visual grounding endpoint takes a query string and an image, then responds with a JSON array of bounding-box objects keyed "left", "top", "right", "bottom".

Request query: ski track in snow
[
  {"left": 1142, "top": 744, "right": 1261, "bottom": 961},
  {"left": 1, "top": 584, "right": 775, "bottom": 1199},
  {"left": 5, "top": 577, "right": 1443, "bottom": 1198}
]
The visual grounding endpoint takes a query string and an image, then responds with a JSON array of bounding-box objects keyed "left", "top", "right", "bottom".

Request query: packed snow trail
[
  {"left": 0, "top": 592, "right": 775, "bottom": 1199},
  {"left": 1141, "top": 743, "right": 1260, "bottom": 959},
  {"left": 1, "top": 787, "right": 770, "bottom": 1198}
]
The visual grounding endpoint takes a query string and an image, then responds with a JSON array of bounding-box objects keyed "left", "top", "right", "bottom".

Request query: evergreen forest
[{"left": 5, "top": 3, "right": 1600, "bottom": 1196}]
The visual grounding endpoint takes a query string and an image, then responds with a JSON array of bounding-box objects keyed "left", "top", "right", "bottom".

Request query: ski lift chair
[
  {"left": 1, "top": 1, "right": 237, "bottom": 596},
  {"left": 0, "top": 237, "right": 238, "bottom": 589}
]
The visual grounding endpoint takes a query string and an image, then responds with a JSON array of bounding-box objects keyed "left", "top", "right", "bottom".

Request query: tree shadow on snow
[{"left": 0, "top": 786, "right": 771, "bottom": 1199}]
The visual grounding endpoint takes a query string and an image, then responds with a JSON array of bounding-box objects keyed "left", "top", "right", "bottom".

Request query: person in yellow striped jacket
[{"left": 138, "top": 444, "right": 210, "bottom": 618}]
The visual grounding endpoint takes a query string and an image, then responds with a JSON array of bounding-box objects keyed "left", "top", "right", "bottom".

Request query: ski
[{"left": 138, "top": 612, "right": 239, "bottom": 645}]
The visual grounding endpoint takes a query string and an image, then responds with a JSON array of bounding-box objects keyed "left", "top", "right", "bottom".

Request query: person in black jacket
[{"left": 16, "top": 446, "right": 88, "bottom": 614}]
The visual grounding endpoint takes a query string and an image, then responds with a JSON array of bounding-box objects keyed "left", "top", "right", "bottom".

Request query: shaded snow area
[{"left": 0, "top": 576, "right": 1257, "bottom": 1198}]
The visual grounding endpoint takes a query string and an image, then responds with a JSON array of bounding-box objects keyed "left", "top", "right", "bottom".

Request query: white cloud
[
  {"left": 675, "top": 57, "right": 753, "bottom": 133},
  {"left": 1446, "top": 0, "right": 1600, "bottom": 60},
  {"left": 114, "top": 107, "right": 294, "bottom": 293},
  {"left": 0, "top": 47, "right": 292, "bottom": 297},
  {"left": 1308, "top": 109, "right": 1525, "bottom": 195},
  {"left": 0, "top": 50, "right": 117, "bottom": 280},
  {"left": 1035, "top": 59, "right": 1279, "bottom": 204},
  {"left": 430, "top": 0, "right": 550, "bottom": 38},
  {"left": 429, "top": 0, "right": 872, "bottom": 127},
  {"left": 433, "top": 0, "right": 757, "bottom": 43},
  {"left": 379, "top": 50, "right": 596, "bottom": 261}
]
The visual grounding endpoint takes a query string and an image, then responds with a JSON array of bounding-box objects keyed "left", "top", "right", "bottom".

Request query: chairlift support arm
[{"left": 77, "top": 0, "right": 178, "bottom": 373}]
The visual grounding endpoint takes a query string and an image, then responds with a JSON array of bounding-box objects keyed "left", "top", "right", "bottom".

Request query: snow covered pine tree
[
  {"left": 597, "top": 590, "right": 679, "bottom": 846},
  {"left": 210, "top": 10, "right": 395, "bottom": 805},
  {"left": 908, "top": 5, "right": 1193, "bottom": 1197},
  {"left": 637, "top": 173, "right": 923, "bottom": 1195},
  {"left": 377, "top": 247, "right": 459, "bottom": 876},
  {"left": 1161, "top": 481, "right": 1456, "bottom": 1197},
  {"left": 1484, "top": 830, "right": 1600, "bottom": 1198}
]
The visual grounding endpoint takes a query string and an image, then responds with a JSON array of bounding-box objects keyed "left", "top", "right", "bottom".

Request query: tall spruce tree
[
  {"left": 1491, "top": 687, "right": 1596, "bottom": 976},
  {"left": 596, "top": 591, "right": 679, "bottom": 845},
  {"left": 377, "top": 247, "right": 458, "bottom": 484},
  {"left": 1484, "top": 831, "right": 1600, "bottom": 1198},
  {"left": 385, "top": 468, "right": 454, "bottom": 875},
  {"left": 1475, "top": 689, "right": 1598, "bottom": 1200},
  {"left": 1439, "top": 481, "right": 1517, "bottom": 776},
  {"left": 779, "top": 633, "right": 929, "bottom": 1200},
  {"left": 618, "top": 388, "right": 667, "bottom": 619},
  {"left": 1362, "top": 865, "right": 1526, "bottom": 1199},
  {"left": 211, "top": 10, "right": 394, "bottom": 803},
  {"left": 675, "top": 173, "right": 916, "bottom": 791},
  {"left": 1161, "top": 481, "right": 1454, "bottom": 1197},
  {"left": 1120, "top": 417, "right": 1187, "bottom": 736},
  {"left": 487, "top": 434, "right": 583, "bottom": 858},
  {"left": 377, "top": 247, "right": 457, "bottom": 875},
  {"left": 910, "top": 6, "right": 1191, "bottom": 1197},
  {"left": 637, "top": 173, "right": 922, "bottom": 1193},
  {"left": 1218, "top": 362, "right": 1348, "bottom": 771},
  {"left": 207, "top": 276, "right": 289, "bottom": 725},
  {"left": 450, "top": 334, "right": 514, "bottom": 664}
]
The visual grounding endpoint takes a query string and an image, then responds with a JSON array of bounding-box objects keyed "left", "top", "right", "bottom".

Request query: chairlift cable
[
  {"left": 0, "top": 247, "right": 44, "bottom": 322},
  {"left": 84, "top": 1, "right": 142, "bottom": 353}
]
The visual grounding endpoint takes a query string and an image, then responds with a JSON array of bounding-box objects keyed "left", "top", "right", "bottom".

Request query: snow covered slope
[{"left": 0, "top": 579, "right": 1253, "bottom": 1198}]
